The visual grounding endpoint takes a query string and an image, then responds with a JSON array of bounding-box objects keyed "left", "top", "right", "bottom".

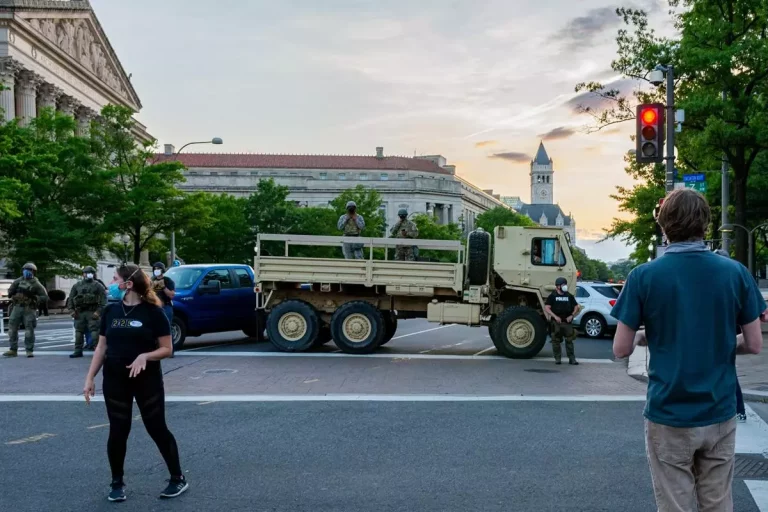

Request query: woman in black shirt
[{"left": 83, "top": 264, "right": 188, "bottom": 502}]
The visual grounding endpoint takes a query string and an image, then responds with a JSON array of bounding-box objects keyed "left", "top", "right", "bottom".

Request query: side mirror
[{"left": 198, "top": 280, "right": 221, "bottom": 295}]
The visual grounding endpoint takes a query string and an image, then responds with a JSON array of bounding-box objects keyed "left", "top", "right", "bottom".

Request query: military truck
[{"left": 253, "top": 226, "right": 577, "bottom": 359}]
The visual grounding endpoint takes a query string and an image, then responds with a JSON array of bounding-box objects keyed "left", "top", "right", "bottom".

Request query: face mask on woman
[{"left": 108, "top": 282, "right": 127, "bottom": 301}]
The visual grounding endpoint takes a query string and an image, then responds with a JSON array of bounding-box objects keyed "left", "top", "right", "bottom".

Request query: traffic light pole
[
  {"left": 665, "top": 66, "right": 675, "bottom": 194},
  {"left": 721, "top": 90, "right": 731, "bottom": 253}
]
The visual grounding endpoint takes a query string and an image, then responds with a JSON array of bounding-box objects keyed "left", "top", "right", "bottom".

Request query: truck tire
[
  {"left": 491, "top": 306, "right": 547, "bottom": 359},
  {"left": 467, "top": 229, "right": 491, "bottom": 286},
  {"left": 267, "top": 300, "right": 320, "bottom": 352},
  {"left": 171, "top": 316, "right": 187, "bottom": 352},
  {"left": 330, "top": 302, "right": 385, "bottom": 354},
  {"left": 312, "top": 325, "right": 332, "bottom": 347},
  {"left": 380, "top": 312, "right": 398, "bottom": 345}
]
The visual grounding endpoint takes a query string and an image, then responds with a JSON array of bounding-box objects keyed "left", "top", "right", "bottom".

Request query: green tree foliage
[
  {"left": 575, "top": 1, "right": 768, "bottom": 265},
  {"left": 175, "top": 194, "right": 250, "bottom": 264},
  {"left": 329, "top": 185, "right": 385, "bottom": 237},
  {"left": 475, "top": 207, "right": 535, "bottom": 237},
  {"left": 411, "top": 214, "right": 462, "bottom": 263},
  {"left": 610, "top": 259, "right": 639, "bottom": 281},
  {"left": 572, "top": 250, "right": 615, "bottom": 282}
]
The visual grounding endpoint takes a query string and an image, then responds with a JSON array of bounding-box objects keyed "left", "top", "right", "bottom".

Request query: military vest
[
  {"left": 72, "top": 280, "right": 104, "bottom": 309},
  {"left": 344, "top": 216, "right": 362, "bottom": 236},
  {"left": 12, "top": 278, "right": 42, "bottom": 307}
]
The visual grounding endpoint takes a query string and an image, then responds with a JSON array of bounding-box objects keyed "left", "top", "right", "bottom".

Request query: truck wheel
[
  {"left": 312, "top": 325, "right": 332, "bottom": 347},
  {"left": 171, "top": 316, "right": 187, "bottom": 351},
  {"left": 330, "top": 302, "right": 385, "bottom": 354},
  {"left": 491, "top": 307, "right": 547, "bottom": 359},
  {"left": 467, "top": 229, "right": 491, "bottom": 286},
  {"left": 267, "top": 300, "right": 320, "bottom": 352},
  {"left": 380, "top": 312, "right": 398, "bottom": 346}
]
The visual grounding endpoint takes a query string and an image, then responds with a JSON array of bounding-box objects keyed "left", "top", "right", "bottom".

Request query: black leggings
[{"left": 102, "top": 359, "right": 182, "bottom": 481}]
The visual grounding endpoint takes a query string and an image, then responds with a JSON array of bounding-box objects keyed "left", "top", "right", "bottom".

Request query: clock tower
[{"left": 530, "top": 141, "right": 554, "bottom": 205}]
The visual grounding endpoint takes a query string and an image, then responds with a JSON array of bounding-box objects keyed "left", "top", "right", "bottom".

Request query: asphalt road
[{"left": 1, "top": 400, "right": 762, "bottom": 512}]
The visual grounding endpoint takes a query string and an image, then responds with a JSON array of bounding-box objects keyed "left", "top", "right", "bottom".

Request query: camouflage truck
[{"left": 254, "top": 226, "right": 577, "bottom": 359}]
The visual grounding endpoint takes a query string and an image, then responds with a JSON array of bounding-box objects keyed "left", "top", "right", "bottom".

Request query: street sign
[
  {"left": 683, "top": 173, "right": 705, "bottom": 183},
  {"left": 686, "top": 181, "right": 707, "bottom": 193}
]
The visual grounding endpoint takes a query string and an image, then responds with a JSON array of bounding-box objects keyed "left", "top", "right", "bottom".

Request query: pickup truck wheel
[
  {"left": 172, "top": 317, "right": 187, "bottom": 351},
  {"left": 380, "top": 312, "right": 398, "bottom": 346},
  {"left": 491, "top": 307, "right": 547, "bottom": 359},
  {"left": 267, "top": 300, "right": 319, "bottom": 352},
  {"left": 331, "top": 302, "right": 385, "bottom": 354}
]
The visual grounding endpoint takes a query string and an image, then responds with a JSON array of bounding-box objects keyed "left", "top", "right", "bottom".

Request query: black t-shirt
[
  {"left": 100, "top": 302, "right": 171, "bottom": 362},
  {"left": 153, "top": 276, "right": 175, "bottom": 306},
  {"left": 546, "top": 291, "right": 578, "bottom": 320}
]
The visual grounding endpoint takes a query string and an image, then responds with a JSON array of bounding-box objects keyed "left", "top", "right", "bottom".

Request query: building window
[
  {"left": 339, "top": 173, "right": 347, "bottom": 180},
  {"left": 546, "top": 176, "right": 550, "bottom": 183},
  {"left": 556, "top": 217, "right": 564, "bottom": 227},
  {"left": 250, "top": 171, "right": 259, "bottom": 176},
  {"left": 270, "top": 171, "right": 278, "bottom": 176},
  {"left": 289, "top": 172, "right": 298, "bottom": 177},
  {"left": 531, "top": 238, "right": 567, "bottom": 267},
  {"left": 230, "top": 171, "right": 238, "bottom": 176},
  {"left": 210, "top": 171, "right": 218, "bottom": 176},
  {"left": 360, "top": 173, "right": 369, "bottom": 181},
  {"left": 398, "top": 173, "right": 406, "bottom": 180},
  {"left": 188, "top": 171, "right": 198, "bottom": 176},
  {"left": 319, "top": 172, "right": 328, "bottom": 180},
  {"left": 380, "top": 173, "right": 388, "bottom": 181}
]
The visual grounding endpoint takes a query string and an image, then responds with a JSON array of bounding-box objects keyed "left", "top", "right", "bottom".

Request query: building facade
[
  {"left": 502, "top": 142, "right": 577, "bottom": 243},
  {"left": 161, "top": 146, "right": 510, "bottom": 234}
]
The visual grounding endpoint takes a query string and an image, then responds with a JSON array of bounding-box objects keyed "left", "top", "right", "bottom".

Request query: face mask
[
  {"left": 399, "top": 216, "right": 407, "bottom": 221},
  {"left": 108, "top": 282, "right": 126, "bottom": 301},
  {"left": 153, "top": 269, "right": 162, "bottom": 278},
  {"left": 22, "top": 270, "right": 33, "bottom": 279},
  {"left": 561, "top": 285, "right": 568, "bottom": 293},
  {"left": 85, "top": 273, "right": 94, "bottom": 280}
]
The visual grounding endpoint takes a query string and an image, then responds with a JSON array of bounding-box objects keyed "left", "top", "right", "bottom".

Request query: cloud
[
  {"left": 559, "top": 7, "right": 622, "bottom": 44},
  {"left": 577, "top": 228, "right": 608, "bottom": 241},
  {"left": 565, "top": 78, "right": 638, "bottom": 113},
  {"left": 489, "top": 152, "right": 531, "bottom": 163},
  {"left": 538, "top": 126, "right": 576, "bottom": 140},
  {"left": 474, "top": 140, "right": 499, "bottom": 148}
]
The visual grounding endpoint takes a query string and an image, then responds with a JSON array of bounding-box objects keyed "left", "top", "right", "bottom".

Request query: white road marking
[
  {"left": 739, "top": 406, "right": 768, "bottom": 509},
  {"left": 746, "top": 481, "right": 768, "bottom": 512},
  {"left": 390, "top": 325, "right": 455, "bottom": 340},
  {"left": 0, "top": 394, "right": 648, "bottom": 402},
  {"left": 419, "top": 341, "right": 468, "bottom": 354},
  {"left": 5, "top": 433, "right": 56, "bottom": 445},
  {"left": 473, "top": 346, "right": 496, "bottom": 356},
  {"left": 87, "top": 423, "right": 110, "bottom": 430}
]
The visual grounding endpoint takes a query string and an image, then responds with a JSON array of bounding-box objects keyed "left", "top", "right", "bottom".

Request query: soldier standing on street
[
  {"left": 3, "top": 263, "right": 48, "bottom": 358},
  {"left": 545, "top": 277, "right": 580, "bottom": 365},
  {"left": 68, "top": 266, "right": 107, "bottom": 358},
  {"left": 151, "top": 262, "right": 176, "bottom": 327},
  {"left": 390, "top": 209, "right": 419, "bottom": 261},
  {"left": 337, "top": 201, "right": 366, "bottom": 259}
]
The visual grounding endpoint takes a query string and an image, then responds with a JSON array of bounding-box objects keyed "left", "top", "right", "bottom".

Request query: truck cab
[{"left": 164, "top": 264, "right": 261, "bottom": 350}]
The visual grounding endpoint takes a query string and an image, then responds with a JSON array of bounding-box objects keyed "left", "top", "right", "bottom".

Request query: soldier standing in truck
[
  {"left": 337, "top": 201, "right": 365, "bottom": 259},
  {"left": 390, "top": 209, "right": 419, "bottom": 261},
  {"left": 545, "top": 277, "right": 580, "bottom": 365}
]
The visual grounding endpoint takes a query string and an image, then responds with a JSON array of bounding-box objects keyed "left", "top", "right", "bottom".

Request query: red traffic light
[{"left": 641, "top": 108, "right": 658, "bottom": 125}]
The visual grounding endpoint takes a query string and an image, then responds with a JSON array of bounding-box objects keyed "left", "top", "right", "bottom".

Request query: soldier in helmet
[
  {"left": 544, "top": 276, "right": 580, "bottom": 365},
  {"left": 337, "top": 200, "right": 366, "bottom": 259},
  {"left": 3, "top": 263, "right": 48, "bottom": 358},
  {"left": 390, "top": 209, "right": 419, "bottom": 261},
  {"left": 151, "top": 262, "right": 176, "bottom": 327},
  {"left": 67, "top": 266, "right": 107, "bottom": 358}
]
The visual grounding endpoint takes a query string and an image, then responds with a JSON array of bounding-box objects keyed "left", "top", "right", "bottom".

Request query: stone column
[
  {"left": 15, "top": 70, "right": 40, "bottom": 127},
  {"left": 37, "top": 83, "right": 62, "bottom": 114},
  {"left": 75, "top": 106, "right": 96, "bottom": 137},
  {"left": 0, "top": 58, "right": 20, "bottom": 123},
  {"left": 57, "top": 95, "right": 79, "bottom": 118}
]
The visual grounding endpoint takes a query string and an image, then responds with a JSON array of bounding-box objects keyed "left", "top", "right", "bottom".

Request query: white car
[{"left": 573, "top": 281, "right": 623, "bottom": 339}]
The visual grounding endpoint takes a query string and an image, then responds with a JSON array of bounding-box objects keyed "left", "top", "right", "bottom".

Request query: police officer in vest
[
  {"left": 545, "top": 277, "right": 581, "bottom": 365},
  {"left": 337, "top": 201, "right": 366, "bottom": 259},
  {"left": 67, "top": 266, "right": 107, "bottom": 358},
  {"left": 3, "top": 263, "right": 48, "bottom": 358}
]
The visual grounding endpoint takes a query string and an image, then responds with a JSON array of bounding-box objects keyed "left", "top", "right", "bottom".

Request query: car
[
  {"left": 0, "top": 279, "right": 12, "bottom": 321},
  {"left": 163, "top": 264, "right": 263, "bottom": 350},
  {"left": 572, "top": 281, "right": 623, "bottom": 339}
]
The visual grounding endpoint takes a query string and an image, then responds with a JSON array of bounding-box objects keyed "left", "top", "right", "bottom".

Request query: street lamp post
[
  {"left": 121, "top": 234, "right": 130, "bottom": 264},
  {"left": 170, "top": 138, "right": 224, "bottom": 264},
  {"left": 719, "top": 223, "right": 768, "bottom": 277}
]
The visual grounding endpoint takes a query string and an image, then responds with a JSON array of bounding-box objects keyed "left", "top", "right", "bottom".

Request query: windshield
[
  {"left": 164, "top": 267, "right": 204, "bottom": 291},
  {"left": 592, "top": 285, "right": 620, "bottom": 299}
]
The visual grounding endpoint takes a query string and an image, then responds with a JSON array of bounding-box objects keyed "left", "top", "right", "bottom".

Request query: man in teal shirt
[{"left": 612, "top": 189, "right": 766, "bottom": 512}]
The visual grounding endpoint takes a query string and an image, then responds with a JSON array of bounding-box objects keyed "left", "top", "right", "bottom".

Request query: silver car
[{"left": 573, "top": 281, "right": 623, "bottom": 338}]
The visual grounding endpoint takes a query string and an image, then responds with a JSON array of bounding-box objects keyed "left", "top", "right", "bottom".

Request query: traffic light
[{"left": 636, "top": 103, "right": 665, "bottom": 164}]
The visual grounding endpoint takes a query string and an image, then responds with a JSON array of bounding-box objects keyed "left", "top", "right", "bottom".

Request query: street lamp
[
  {"left": 719, "top": 223, "right": 768, "bottom": 277},
  {"left": 121, "top": 234, "right": 130, "bottom": 264},
  {"left": 169, "top": 137, "right": 224, "bottom": 264}
]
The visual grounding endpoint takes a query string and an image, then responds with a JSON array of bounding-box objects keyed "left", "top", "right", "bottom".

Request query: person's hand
[
  {"left": 554, "top": 316, "right": 562, "bottom": 324},
  {"left": 84, "top": 377, "right": 95, "bottom": 404},
  {"left": 566, "top": 315, "right": 573, "bottom": 323},
  {"left": 127, "top": 354, "right": 148, "bottom": 378},
  {"left": 761, "top": 311, "right": 768, "bottom": 323},
  {"left": 92, "top": 311, "right": 100, "bottom": 320}
]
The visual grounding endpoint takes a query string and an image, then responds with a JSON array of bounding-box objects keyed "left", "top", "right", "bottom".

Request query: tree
[
  {"left": 572, "top": 250, "right": 615, "bottom": 282},
  {"left": 610, "top": 259, "right": 639, "bottom": 280},
  {"left": 475, "top": 207, "right": 535, "bottom": 237},
  {"left": 175, "top": 194, "right": 250, "bottom": 264},
  {"left": 92, "top": 105, "right": 202, "bottom": 264},
  {"left": 575, "top": 1, "right": 768, "bottom": 265},
  {"left": 329, "top": 185, "right": 385, "bottom": 237},
  {"left": 245, "top": 178, "right": 304, "bottom": 257},
  {"left": 411, "top": 214, "right": 463, "bottom": 262}
]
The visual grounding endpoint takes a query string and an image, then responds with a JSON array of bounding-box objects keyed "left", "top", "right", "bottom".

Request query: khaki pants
[{"left": 645, "top": 417, "right": 737, "bottom": 512}]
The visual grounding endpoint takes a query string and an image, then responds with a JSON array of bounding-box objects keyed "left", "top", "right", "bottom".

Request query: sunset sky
[{"left": 92, "top": 0, "right": 677, "bottom": 262}]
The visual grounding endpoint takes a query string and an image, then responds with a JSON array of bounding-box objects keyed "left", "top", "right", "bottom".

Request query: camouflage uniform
[
  {"left": 6, "top": 269, "right": 48, "bottom": 356},
  {"left": 391, "top": 215, "right": 419, "bottom": 261},
  {"left": 337, "top": 201, "right": 366, "bottom": 259},
  {"left": 545, "top": 277, "right": 579, "bottom": 365},
  {"left": 67, "top": 275, "right": 106, "bottom": 354},
  {"left": 550, "top": 320, "right": 578, "bottom": 363}
]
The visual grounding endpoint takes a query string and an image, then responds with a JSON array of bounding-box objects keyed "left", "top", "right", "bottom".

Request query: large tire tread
[
  {"left": 491, "top": 306, "right": 547, "bottom": 359},
  {"left": 267, "top": 300, "right": 320, "bottom": 352},
  {"left": 330, "top": 301, "right": 385, "bottom": 355},
  {"left": 467, "top": 230, "right": 491, "bottom": 286}
]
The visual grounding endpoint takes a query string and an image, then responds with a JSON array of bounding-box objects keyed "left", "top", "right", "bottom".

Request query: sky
[{"left": 91, "top": 0, "right": 676, "bottom": 262}]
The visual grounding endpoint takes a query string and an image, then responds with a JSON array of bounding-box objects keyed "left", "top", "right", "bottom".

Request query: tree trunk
[
  {"left": 132, "top": 231, "right": 141, "bottom": 265},
  {"left": 733, "top": 171, "right": 749, "bottom": 266}
]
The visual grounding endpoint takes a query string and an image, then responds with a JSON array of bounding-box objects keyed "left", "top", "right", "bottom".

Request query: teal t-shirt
[{"left": 611, "top": 250, "right": 766, "bottom": 428}]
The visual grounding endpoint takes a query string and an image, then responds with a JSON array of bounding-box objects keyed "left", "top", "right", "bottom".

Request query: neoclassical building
[
  {"left": 159, "top": 146, "right": 510, "bottom": 234},
  {"left": 0, "top": 0, "right": 148, "bottom": 138}
]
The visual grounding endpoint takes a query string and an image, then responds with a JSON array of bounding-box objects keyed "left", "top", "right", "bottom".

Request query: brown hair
[
  {"left": 117, "top": 264, "right": 163, "bottom": 307},
  {"left": 657, "top": 188, "right": 711, "bottom": 243}
]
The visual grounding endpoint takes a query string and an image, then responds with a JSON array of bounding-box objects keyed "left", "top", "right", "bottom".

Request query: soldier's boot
[
  {"left": 566, "top": 339, "right": 578, "bottom": 365},
  {"left": 3, "top": 349, "right": 17, "bottom": 357},
  {"left": 72, "top": 330, "right": 85, "bottom": 357},
  {"left": 552, "top": 340, "right": 562, "bottom": 365}
]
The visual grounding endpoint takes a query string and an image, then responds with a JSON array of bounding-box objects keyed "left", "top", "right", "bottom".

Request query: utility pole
[
  {"left": 721, "top": 90, "right": 731, "bottom": 253},
  {"left": 665, "top": 66, "right": 675, "bottom": 194}
]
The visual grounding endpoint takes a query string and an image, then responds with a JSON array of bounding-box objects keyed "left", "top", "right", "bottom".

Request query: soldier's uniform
[
  {"left": 337, "top": 201, "right": 366, "bottom": 259},
  {"left": 4, "top": 263, "right": 48, "bottom": 358},
  {"left": 391, "top": 209, "right": 419, "bottom": 261},
  {"left": 67, "top": 266, "right": 106, "bottom": 358},
  {"left": 545, "top": 277, "right": 580, "bottom": 365}
]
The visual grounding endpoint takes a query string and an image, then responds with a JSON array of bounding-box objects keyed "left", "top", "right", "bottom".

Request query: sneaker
[
  {"left": 737, "top": 413, "right": 747, "bottom": 423},
  {"left": 69, "top": 351, "right": 83, "bottom": 358},
  {"left": 159, "top": 476, "right": 189, "bottom": 499},
  {"left": 108, "top": 480, "right": 126, "bottom": 502},
  {"left": 2, "top": 350, "right": 17, "bottom": 357}
]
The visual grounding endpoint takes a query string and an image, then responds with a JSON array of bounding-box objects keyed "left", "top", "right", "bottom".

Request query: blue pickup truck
[{"left": 163, "top": 264, "right": 264, "bottom": 350}]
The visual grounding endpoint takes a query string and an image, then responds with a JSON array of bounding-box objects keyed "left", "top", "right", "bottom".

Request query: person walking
[
  {"left": 3, "top": 262, "right": 48, "bottom": 358},
  {"left": 151, "top": 262, "right": 175, "bottom": 327},
  {"left": 390, "top": 209, "right": 419, "bottom": 261},
  {"left": 612, "top": 189, "right": 766, "bottom": 512},
  {"left": 337, "top": 201, "right": 365, "bottom": 259},
  {"left": 83, "top": 263, "right": 188, "bottom": 502},
  {"left": 544, "top": 277, "right": 580, "bottom": 365},
  {"left": 68, "top": 266, "right": 107, "bottom": 358}
]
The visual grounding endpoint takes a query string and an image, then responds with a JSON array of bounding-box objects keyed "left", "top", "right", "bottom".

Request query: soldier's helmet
[
  {"left": 398, "top": 208, "right": 408, "bottom": 217},
  {"left": 153, "top": 262, "right": 166, "bottom": 272},
  {"left": 555, "top": 277, "right": 567, "bottom": 287},
  {"left": 83, "top": 266, "right": 96, "bottom": 274},
  {"left": 345, "top": 201, "right": 357, "bottom": 209},
  {"left": 22, "top": 262, "right": 37, "bottom": 272}
]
